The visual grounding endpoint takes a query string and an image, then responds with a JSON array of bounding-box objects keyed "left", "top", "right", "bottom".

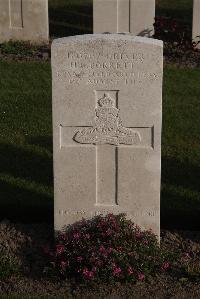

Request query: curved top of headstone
[{"left": 52, "top": 34, "right": 163, "bottom": 48}]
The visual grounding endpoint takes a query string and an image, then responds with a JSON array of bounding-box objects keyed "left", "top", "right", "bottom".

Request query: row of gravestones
[{"left": 0, "top": 0, "right": 200, "bottom": 44}]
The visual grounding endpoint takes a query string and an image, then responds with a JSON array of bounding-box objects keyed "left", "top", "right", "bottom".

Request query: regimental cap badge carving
[
  {"left": 73, "top": 92, "right": 141, "bottom": 146},
  {"left": 98, "top": 93, "right": 114, "bottom": 108}
]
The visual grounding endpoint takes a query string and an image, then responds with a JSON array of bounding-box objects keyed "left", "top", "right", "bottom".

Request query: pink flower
[
  {"left": 116, "top": 247, "right": 123, "bottom": 253},
  {"left": 99, "top": 246, "right": 108, "bottom": 258},
  {"left": 138, "top": 273, "right": 145, "bottom": 281},
  {"left": 77, "top": 256, "right": 83, "bottom": 262},
  {"left": 60, "top": 233, "right": 67, "bottom": 241},
  {"left": 82, "top": 267, "right": 89, "bottom": 275},
  {"left": 73, "top": 232, "right": 81, "bottom": 239},
  {"left": 60, "top": 260, "right": 68, "bottom": 270},
  {"left": 105, "top": 229, "right": 112, "bottom": 236},
  {"left": 82, "top": 268, "right": 95, "bottom": 280},
  {"left": 56, "top": 244, "right": 65, "bottom": 255},
  {"left": 127, "top": 266, "right": 134, "bottom": 275},
  {"left": 135, "top": 231, "right": 143, "bottom": 239},
  {"left": 99, "top": 245, "right": 106, "bottom": 253},
  {"left": 143, "top": 239, "right": 149, "bottom": 245},
  {"left": 85, "top": 233, "right": 90, "bottom": 239},
  {"left": 108, "top": 247, "right": 113, "bottom": 253},
  {"left": 112, "top": 223, "right": 119, "bottom": 231},
  {"left": 113, "top": 266, "right": 122, "bottom": 276},
  {"left": 108, "top": 213, "right": 114, "bottom": 219},
  {"left": 161, "top": 262, "right": 170, "bottom": 270},
  {"left": 98, "top": 220, "right": 107, "bottom": 228}
]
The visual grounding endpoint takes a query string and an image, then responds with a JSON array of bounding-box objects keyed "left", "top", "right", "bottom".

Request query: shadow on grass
[
  {"left": 156, "top": 0, "right": 193, "bottom": 26},
  {"left": 156, "top": 8, "right": 192, "bottom": 24},
  {"left": 28, "top": 136, "right": 53, "bottom": 154},
  {"left": 49, "top": 2, "right": 92, "bottom": 37},
  {"left": 162, "top": 156, "right": 199, "bottom": 192},
  {"left": 0, "top": 179, "right": 53, "bottom": 223},
  {"left": 0, "top": 142, "right": 53, "bottom": 187},
  {"left": 161, "top": 156, "right": 200, "bottom": 230},
  {"left": 0, "top": 140, "right": 53, "bottom": 223}
]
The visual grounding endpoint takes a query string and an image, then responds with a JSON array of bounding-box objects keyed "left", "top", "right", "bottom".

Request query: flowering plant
[
  {"left": 154, "top": 17, "right": 190, "bottom": 44},
  {"left": 45, "top": 214, "right": 171, "bottom": 284}
]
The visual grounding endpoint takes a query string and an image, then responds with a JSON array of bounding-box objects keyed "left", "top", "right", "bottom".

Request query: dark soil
[
  {"left": 0, "top": 220, "right": 199, "bottom": 298},
  {"left": 163, "top": 42, "right": 200, "bottom": 68},
  {"left": 0, "top": 42, "right": 51, "bottom": 62}
]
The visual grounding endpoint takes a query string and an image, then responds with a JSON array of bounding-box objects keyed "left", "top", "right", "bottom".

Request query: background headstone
[
  {"left": 0, "top": 0, "right": 49, "bottom": 43},
  {"left": 93, "top": 0, "right": 155, "bottom": 37},
  {"left": 52, "top": 34, "right": 163, "bottom": 237},
  {"left": 193, "top": 0, "right": 200, "bottom": 47}
]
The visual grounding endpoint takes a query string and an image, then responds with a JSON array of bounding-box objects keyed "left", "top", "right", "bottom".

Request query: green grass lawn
[
  {"left": 162, "top": 66, "right": 200, "bottom": 229},
  {"left": 156, "top": 0, "right": 193, "bottom": 25},
  {"left": 0, "top": 61, "right": 52, "bottom": 222},
  {"left": 0, "top": 61, "right": 199, "bottom": 229},
  {"left": 49, "top": 0, "right": 93, "bottom": 37}
]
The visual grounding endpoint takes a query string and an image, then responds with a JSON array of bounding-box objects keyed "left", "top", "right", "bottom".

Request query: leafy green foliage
[
  {"left": 0, "top": 41, "right": 38, "bottom": 56},
  {"left": 0, "top": 251, "right": 20, "bottom": 279},
  {"left": 182, "top": 258, "right": 200, "bottom": 281}
]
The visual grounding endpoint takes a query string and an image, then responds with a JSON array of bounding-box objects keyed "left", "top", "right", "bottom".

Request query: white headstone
[
  {"left": 193, "top": 0, "right": 200, "bottom": 47},
  {"left": 0, "top": 0, "right": 49, "bottom": 43},
  {"left": 93, "top": 0, "right": 155, "bottom": 37},
  {"left": 52, "top": 34, "right": 163, "bottom": 237}
]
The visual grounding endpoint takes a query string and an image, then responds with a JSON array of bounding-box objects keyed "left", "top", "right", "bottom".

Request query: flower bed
[{"left": 45, "top": 214, "right": 173, "bottom": 284}]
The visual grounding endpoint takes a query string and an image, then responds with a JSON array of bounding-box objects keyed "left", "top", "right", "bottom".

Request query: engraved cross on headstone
[{"left": 60, "top": 91, "right": 153, "bottom": 206}]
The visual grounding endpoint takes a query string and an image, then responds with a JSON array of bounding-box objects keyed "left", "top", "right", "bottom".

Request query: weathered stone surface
[
  {"left": 52, "top": 34, "right": 163, "bottom": 237},
  {"left": 0, "top": 0, "right": 49, "bottom": 43},
  {"left": 193, "top": 0, "right": 200, "bottom": 47},
  {"left": 93, "top": 0, "right": 155, "bottom": 37}
]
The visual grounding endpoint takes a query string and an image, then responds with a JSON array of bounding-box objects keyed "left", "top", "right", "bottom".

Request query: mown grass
[
  {"left": 161, "top": 66, "right": 200, "bottom": 229},
  {"left": 156, "top": 0, "right": 193, "bottom": 25},
  {"left": 0, "top": 61, "right": 52, "bottom": 222},
  {"left": 0, "top": 61, "right": 199, "bottom": 229},
  {"left": 49, "top": 0, "right": 93, "bottom": 37}
]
